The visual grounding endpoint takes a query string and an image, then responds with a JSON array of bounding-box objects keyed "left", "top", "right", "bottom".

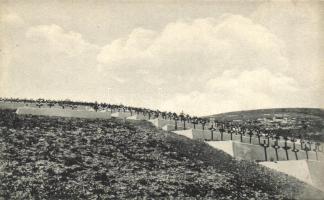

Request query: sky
[{"left": 1, "top": 0, "right": 323, "bottom": 116}]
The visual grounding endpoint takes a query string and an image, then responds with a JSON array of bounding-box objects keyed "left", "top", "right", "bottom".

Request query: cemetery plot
[
  {"left": 206, "top": 140, "right": 324, "bottom": 162},
  {"left": 167, "top": 127, "right": 324, "bottom": 162},
  {"left": 1, "top": 99, "right": 324, "bottom": 199},
  {"left": 0, "top": 109, "right": 322, "bottom": 199}
]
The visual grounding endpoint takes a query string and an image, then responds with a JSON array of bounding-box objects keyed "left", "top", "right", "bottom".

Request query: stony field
[{"left": 0, "top": 109, "right": 322, "bottom": 199}]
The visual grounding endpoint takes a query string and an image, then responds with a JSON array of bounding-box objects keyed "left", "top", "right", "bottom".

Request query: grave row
[
  {"left": 5, "top": 100, "right": 324, "bottom": 192},
  {"left": 148, "top": 118, "right": 323, "bottom": 153},
  {"left": 3, "top": 100, "right": 323, "bottom": 154},
  {"left": 205, "top": 140, "right": 324, "bottom": 162}
]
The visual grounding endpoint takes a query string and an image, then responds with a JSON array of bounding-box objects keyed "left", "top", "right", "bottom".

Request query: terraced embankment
[
  {"left": 0, "top": 109, "right": 322, "bottom": 199},
  {"left": 16, "top": 107, "right": 111, "bottom": 119}
]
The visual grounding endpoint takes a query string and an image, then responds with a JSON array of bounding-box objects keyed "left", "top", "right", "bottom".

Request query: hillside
[
  {"left": 0, "top": 109, "right": 322, "bottom": 199},
  {"left": 207, "top": 108, "right": 324, "bottom": 120},
  {"left": 206, "top": 108, "right": 324, "bottom": 142}
]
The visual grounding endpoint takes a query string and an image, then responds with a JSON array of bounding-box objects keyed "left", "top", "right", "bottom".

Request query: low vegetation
[{"left": 0, "top": 109, "right": 322, "bottom": 199}]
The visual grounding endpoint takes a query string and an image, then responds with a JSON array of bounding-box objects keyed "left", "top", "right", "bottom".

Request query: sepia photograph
[{"left": 0, "top": 0, "right": 324, "bottom": 199}]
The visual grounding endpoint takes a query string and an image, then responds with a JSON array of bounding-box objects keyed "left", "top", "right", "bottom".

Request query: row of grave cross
[
  {"left": 261, "top": 137, "right": 321, "bottom": 161},
  {"left": 2, "top": 98, "right": 322, "bottom": 161},
  {"left": 206, "top": 124, "right": 322, "bottom": 161}
]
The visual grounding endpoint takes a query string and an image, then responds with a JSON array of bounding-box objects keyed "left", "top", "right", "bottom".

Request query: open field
[{"left": 0, "top": 109, "right": 323, "bottom": 199}]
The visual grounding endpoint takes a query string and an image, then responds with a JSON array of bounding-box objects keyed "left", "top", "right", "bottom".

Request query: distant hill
[
  {"left": 206, "top": 108, "right": 324, "bottom": 142},
  {"left": 206, "top": 108, "right": 324, "bottom": 120}
]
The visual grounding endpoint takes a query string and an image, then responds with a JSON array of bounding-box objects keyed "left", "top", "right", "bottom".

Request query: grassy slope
[{"left": 0, "top": 109, "right": 322, "bottom": 199}]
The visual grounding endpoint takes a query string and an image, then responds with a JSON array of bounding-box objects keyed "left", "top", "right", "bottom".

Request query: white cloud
[
  {"left": 98, "top": 15, "right": 289, "bottom": 74},
  {"left": 160, "top": 68, "right": 320, "bottom": 116},
  {"left": 251, "top": 1, "right": 323, "bottom": 88},
  {"left": 0, "top": 12, "right": 25, "bottom": 27},
  {"left": 207, "top": 69, "right": 299, "bottom": 95},
  {"left": 97, "top": 14, "right": 312, "bottom": 115},
  {"left": 165, "top": 69, "right": 299, "bottom": 115},
  {"left": 0, "top": 11, "right": 27, "bottom": 96},
  {"left": 26, "top": 24, "right": 99, "bottom": 56},
  {"left": 2, "top": 24, "right": 102, "bottom": 99},
  {"left": 2, "top": 6, "right": 322, "bottom": 115}
]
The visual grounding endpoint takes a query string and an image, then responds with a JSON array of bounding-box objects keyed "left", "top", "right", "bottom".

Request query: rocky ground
[{"left": 0, "top": 109, "right": 322, "bottom": 199}]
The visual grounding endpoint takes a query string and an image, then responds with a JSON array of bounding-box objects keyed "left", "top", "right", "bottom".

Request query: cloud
[
  {"left": 162, "top": 69, "right": 303, "bottom": 116},
  {"left": 161, "top": 67, "right": 322, "bottom": 116},
  {"left": 96, "top": 14, "right": 311, "bottom": 115},
  {"left": 98, "top": 15, "right": 289, "bottom": 73},
  {"left": 206, "top": 69, "right": 299, "bottom": 96},
  {"left": 26, "top": 24, "right": 99, "bottom": 56},
  {"left": 0, "top": 12, "right": 25, "bottom": 27},
  {"left": 2, "top": 24, "right": 102, "bottom": 99},
  {"left": 251, "top": 1, "right": 323, "bottom": 88},
  {"left": 97, "top": 28, "right": 157, "bottom": 64},
  {"left": 2, "top": 8, "right": 322, "bottom": 115},
  {"left": 0, "top": 11, "right": 27, "bottom": 95}
]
